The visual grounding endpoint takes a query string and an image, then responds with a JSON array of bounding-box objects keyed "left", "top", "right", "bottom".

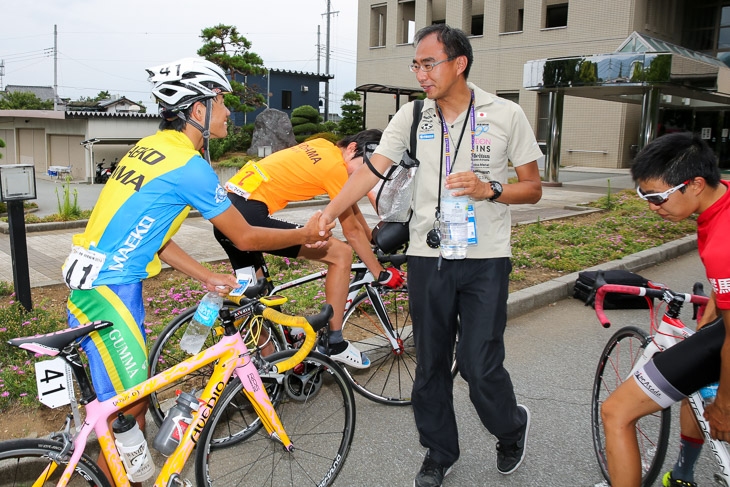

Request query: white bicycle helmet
[
  {"left": 147, "top": 57, "right": 232, "bottom": 163},
  {"left": 147, "top": 57, "right": 232, "bottom": 112}
]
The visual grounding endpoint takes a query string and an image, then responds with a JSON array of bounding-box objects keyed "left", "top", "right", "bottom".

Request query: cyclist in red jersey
[{"left": 601, "top": 132, "right": 730, "bottom": 487}]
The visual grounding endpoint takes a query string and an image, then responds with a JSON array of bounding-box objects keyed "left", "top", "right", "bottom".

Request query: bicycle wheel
[
  {"left": 0, "top": 438, "right": 111, "bottom": 487},
  {"left": 591, "top": 326, "right": 670, "bottom": 487},
  {"left": 148, "top": 302, "right": 286, "bottom": 430},
  {"left": 341, "top": 286, "right": 431, "bottom": 405},
  {"left": 195, "top": 349, "right": 356, "bottom": 487}
]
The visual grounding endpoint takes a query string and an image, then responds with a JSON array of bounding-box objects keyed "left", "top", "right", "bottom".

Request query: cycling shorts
[
  {"left": 67, "top": 282, "right": 148, "bottom": 401},
  {"left": 633, "top": 317, "right": 724, "bottom": 408},
  {"left": 214, "top": 193, "right": 302, "bottom": 270}
]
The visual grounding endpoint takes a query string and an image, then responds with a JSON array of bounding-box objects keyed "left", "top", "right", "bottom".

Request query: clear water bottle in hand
[
  {"left": 179, "top": 292, "right": 223, "bottom": 354},
  {"left": 440, "top": 190, "right": 469, "bottom": 260}
]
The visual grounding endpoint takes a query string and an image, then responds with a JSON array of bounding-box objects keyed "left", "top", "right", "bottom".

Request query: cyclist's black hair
[
  {"left": 336, "top": 129, "right": 383, "bottom": 158},
  {"left": 414, "top": 24, "right": 474, "bottom": 80},
  {"left": 158, "top": 105, "right": 194, "bottom": 132},
  {"left": 631, "top": 132, "right": 721, "bottom": 188}
]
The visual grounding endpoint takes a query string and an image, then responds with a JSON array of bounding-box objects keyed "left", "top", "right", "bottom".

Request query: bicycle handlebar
[
  {"left": 226, "top": 292, "right": 334, "bottom": 373},
  {"left": 594, "top": 284, "right": 709, "bottom": 328},
  {"left": 260, "top": 304, "right": 333, "bottom": 373}
]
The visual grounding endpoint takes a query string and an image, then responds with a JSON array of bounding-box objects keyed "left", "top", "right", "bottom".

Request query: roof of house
[
  {"left": 65, "top": 111, "right": 157, "bottom": 119},
  {"left": 4, "top": 85, "right": 57, "bottom": 102}
]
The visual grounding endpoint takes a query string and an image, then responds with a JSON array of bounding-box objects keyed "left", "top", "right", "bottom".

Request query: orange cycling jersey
[{"left": 226, "top": 139, "right": 348, "bottom": 214}]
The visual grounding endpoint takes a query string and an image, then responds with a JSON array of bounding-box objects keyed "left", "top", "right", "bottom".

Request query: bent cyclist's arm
[
  {"left": 320, "top": 153, "right": 394, "bottom": 232},
  {"left": 352, "top": 204, "right": 373, "bottom": 242},
  {"left": 211, "top": 206, "right": 332, "bottom": 250},
  {"left": 339, "top": 205, "right": 383, "bottom": 277},
  {"left": 704, "top": 305, "right": 730, "bottom": 441},
  {"left": 158, "top": 240, "right": 237, "bottom": 293}
]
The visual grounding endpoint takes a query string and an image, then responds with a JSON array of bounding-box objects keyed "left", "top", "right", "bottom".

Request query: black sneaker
[
  {"left": 414, "top": 451, "right": 452, "bottom": 487},
  {"left": 496, "top": 404, "right": 531, "bottom": 475}
]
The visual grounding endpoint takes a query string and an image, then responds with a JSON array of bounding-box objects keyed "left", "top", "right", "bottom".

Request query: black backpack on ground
[{"left": 573, "top": 270, "right": 653, "bottom": 309}]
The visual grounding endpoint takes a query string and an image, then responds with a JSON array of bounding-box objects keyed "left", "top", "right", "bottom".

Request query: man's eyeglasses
[
  {"left": 408, "top": 57, "right": 455, "bottom": 73},
  {"left": 636, "top": 180, "right": 690, "bottom": 205}
]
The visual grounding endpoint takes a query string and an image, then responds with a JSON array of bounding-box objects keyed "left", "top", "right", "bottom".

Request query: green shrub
[
  {"left": 55, "top": 177, "right": 82, "bottom": 220},
  {"left": 0, "top": 301, "right": 67, "bottom": 409},
  {"left": 0, "top": 281, "right": 12, "bottom": 296},
  {"left": 304, "top": 132, "right": 340, "bottom": 144}
]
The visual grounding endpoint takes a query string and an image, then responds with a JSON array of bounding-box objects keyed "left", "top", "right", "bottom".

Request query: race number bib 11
[{"left": 62, "top": 245, "right": 106, "bottom": 290}]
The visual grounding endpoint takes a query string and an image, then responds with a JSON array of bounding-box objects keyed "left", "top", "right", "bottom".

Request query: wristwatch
[{"left": 488, "top": 181, "right": 503, "bottom": 201}]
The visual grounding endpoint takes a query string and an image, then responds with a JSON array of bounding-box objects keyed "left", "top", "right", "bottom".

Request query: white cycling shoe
[{"left": 327, "top": 340, "right": 371, "bottom": 369}]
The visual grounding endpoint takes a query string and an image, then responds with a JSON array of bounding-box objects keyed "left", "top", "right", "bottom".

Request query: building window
[
  {"left": 497, "top": 92, "right": 520, "bottom": 105},
  {"left": 536, "top": 93, "right": 550, "bottom": 142},
  {"left": 397, "top": 1, "right": 416, "bottom": 44},
  {"left": 545, "top": 2, "right": 568, "bottom": 28},
  {"left": 501, "top": 0, "right": 524, "bottom": 33},
  {"left": 282, "top": 90, "right": 292, "bottom": 110},
  {"left": 429, "top": 0, "right": 446, "bottom": 26},
  {"left": 463, "top": 0, "right": 484, "bottom": 36},
  {"left": 370, "top": 4, "right": 388, "bottom": 47}
]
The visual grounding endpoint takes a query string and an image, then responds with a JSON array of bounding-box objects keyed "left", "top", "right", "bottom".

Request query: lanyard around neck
[
  {"left": 434, "top": 91, "right": 475, "bottom": 220},
  {"left": 436, "top": 91, "right": 475, "bottom": 176}
]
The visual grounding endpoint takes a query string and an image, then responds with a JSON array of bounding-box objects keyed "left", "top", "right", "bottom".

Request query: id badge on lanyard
[{"left": 467, "top": 204, "right": 477, "bottom": 245}]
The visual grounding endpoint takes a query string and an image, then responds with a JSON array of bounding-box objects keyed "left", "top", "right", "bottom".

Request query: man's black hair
[
  {"left": 631, "top": 132, "right": 720, "bottom": 188},
  {"left": 337, "top": 129, "right": 383, "bottom": 158},
  {"left": 414, "top": 24, "right": 474, "bottom": 79}
]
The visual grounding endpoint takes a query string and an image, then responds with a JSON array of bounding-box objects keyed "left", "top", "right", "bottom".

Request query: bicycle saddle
[{"left": 7, "top": 320, "right": 113, "bottom": 357}]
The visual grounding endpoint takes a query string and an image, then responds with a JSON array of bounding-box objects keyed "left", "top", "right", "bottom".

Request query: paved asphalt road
[
  {"left": 329, "top": 250, "right": 716, "bottom": 487},
  {"left": 137, "top": 250, "right": 711, "bottom": 487}
]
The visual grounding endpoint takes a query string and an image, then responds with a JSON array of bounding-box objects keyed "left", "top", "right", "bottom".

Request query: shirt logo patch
[
  {"left": 419, "top": 133, "right": 435, "bottom": 139},
  {"left": 710, "top": 278, "right": 730, "bottom": 295},
  {"left": 215, "top": 184, "right": 228, "bottom": 204},
  {"left": 420, "top": 121, "right": 434, "bottom": 131},
  {"left": 475, "top": 124, "right": 490, "bottom": 136},
  {"left": 477, "top": 112, "right": 487, "bottom": 118}
]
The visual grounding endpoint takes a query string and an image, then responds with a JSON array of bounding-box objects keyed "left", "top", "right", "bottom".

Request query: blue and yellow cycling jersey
[{"left": 68, "top": 130, "right": 230, "bottom": 286}]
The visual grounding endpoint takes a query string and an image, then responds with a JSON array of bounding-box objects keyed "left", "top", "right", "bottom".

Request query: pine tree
[
  {"left": 339, "top": 91, "right": 363, "bottom": 135},
  {"left": 198, "top": 24, "right": 266, "bottom": 115}
]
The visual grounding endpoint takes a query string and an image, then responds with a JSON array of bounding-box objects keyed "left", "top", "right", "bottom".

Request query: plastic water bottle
[
  {"left": 153, "top": 390, "right": 199, "bottom": 456},
  {"left": 113, "top": 413, "right": 155, "bottom": 482},
  {"left": 179, "top": 292, "right": 223, "bottom": 354},
  {"left": 439, "top": 190, "right": 469, "bottom": 260},
  {"left": 700, "top": 382, "right": 719, "bottom": 405}
]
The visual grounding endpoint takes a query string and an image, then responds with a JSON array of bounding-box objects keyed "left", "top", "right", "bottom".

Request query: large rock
[{"left": 247, "top": 109, "right": 297, "bottom": 155}]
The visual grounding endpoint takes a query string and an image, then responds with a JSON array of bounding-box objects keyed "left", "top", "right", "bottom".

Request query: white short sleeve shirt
[{"left": 374, "top": 83, "right": 543, "bottom": 259}]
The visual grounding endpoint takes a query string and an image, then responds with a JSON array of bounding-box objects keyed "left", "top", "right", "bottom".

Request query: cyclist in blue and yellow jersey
[{"left": 62, "top": 57, "right": 332, "bottom": 483}]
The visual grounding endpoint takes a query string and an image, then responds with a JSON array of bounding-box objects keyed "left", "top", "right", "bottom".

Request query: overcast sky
[{"left": 0, "top": 0, "right": 358, "bottom": 114}]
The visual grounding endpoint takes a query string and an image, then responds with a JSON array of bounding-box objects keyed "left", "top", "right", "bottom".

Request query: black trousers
[{"left": 408, "top": 256, "right": 527, "bottom": 468}]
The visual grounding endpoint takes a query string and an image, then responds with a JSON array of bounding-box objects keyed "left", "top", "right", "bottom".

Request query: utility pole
[
  {"left": 0, "top": 60, "right": 5, "bottom": 91},
  {"left": 53, "top": 24, "right": 58, "bottom": 111},
  {"left": 322, "top": 0, "right": 338, "bottom": 122},
  {"left": 316, "top": 25, "right": 321, "bottom": 75}
]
